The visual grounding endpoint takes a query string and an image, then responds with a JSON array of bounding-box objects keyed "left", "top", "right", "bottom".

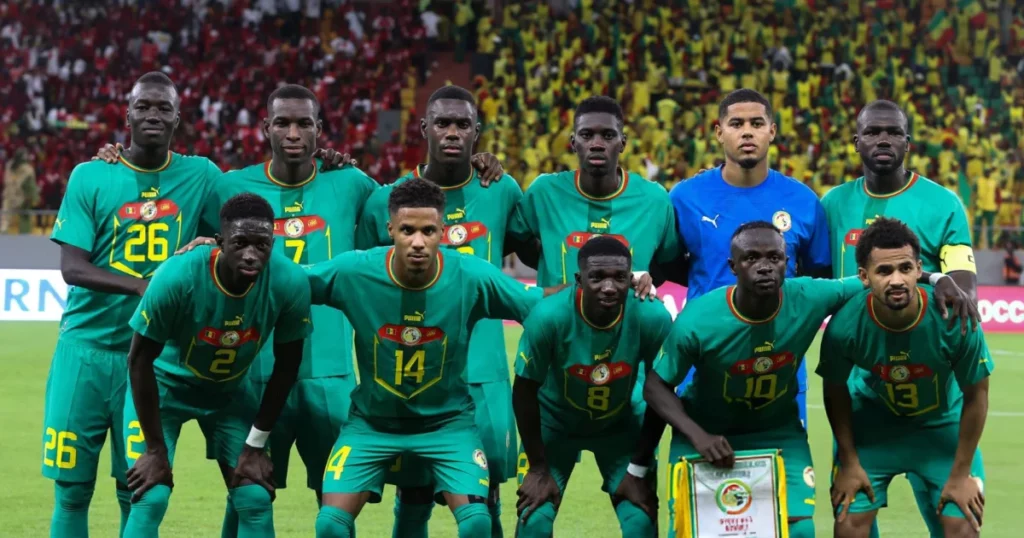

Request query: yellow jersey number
[{"left": 43, "top": 428, "right": 78, "bottom": 469}]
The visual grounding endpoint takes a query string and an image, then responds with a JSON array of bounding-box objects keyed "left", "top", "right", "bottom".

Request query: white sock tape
[{"left": 246, "top": 427, "right": 270, "bottom": 449}]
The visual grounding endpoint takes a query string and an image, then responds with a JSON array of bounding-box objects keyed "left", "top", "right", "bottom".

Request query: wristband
[
  {"left": 928, "top": 273, "right": 948, "bottom": 286},
  {"left": 626, "top": 463, "right": 648, "bottom": 478},
  {"left": 245, "top": 427, "right": 270, "bottom": 449}
]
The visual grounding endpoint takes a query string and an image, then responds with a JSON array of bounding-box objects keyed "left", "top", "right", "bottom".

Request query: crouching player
[
  {"left": 819, "top": 217, "right": 991, "bottom": 538},
  {"left": 513, "top": 236, "right": 670, "bottom": 537},
  {"left": 121, "top": 193, "right": 312, "bottom": 537}
]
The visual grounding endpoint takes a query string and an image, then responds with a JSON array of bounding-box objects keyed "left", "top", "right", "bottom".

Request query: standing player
[
  {"left": 640, "top": 222, "right": 973, "bottom": 538},
  {"left": 306, "top": 179, "right": 561, "bottom": 538},
  {"left": 668, "top": 89, "right": 832, "bottom": 430},
  {"left": 818, "top": 218, "right": 990, "bottom": 538},
  {"left": 121, "top": 193, "right": 312, "bottom": 537},
  {"left": 820, "top": 99, "right": 981, "bottom": 538},
  {"left": 42, "top": 71, "right": 221, "bottom": 537},
  {"left": 355, "top": 85, "right": 531, "bottom": 538},
  {"left": 513, "top": 236, "right": 670, "bottom": 538}
]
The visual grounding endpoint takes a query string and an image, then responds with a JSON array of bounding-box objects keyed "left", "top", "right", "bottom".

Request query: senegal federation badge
[{"left": 473, "top": 449, "right": 488, "bottom": 470}]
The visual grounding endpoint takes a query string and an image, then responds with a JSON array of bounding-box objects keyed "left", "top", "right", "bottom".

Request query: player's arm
[
  {"left": 512, "top": 313, "right": 553, "bottom": 471},
  {"left": 796, "top": 198, "right": 833, "bottom": 278},
  {"left": 303, "top": 252, "right": 358, "bottom": 311},
  {"left": 59, "top": 244, "right": 150, "bottom": 296},
  {"left": 630, "top": 305, "right": 675, "bottom": 469},
  {"left": 940, "top": 194, "right": 979, "bottom": 302},
  {"left": 658, "top": 187, "right": 691, "bottom": 286},
  {"left": 470, "top": 258, "right": 559, "bottom": 323},
  {"left": 354, "top": 190, "right": 387, "bottom": 250},
  {"left": 126, "top": 332, "right": 168, "bottom": 453}
]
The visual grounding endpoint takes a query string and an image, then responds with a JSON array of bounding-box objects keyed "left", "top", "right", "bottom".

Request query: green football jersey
[
  {"left": 821, "top": 173, "right": 975, "bottom": 278},
  {"left": 201, "top": 161, "right": 378, "bottom": 381},
  {"left": 514, "top": 285, "right": 673, "bottom": 436},
  {"left": 305, "top": 247, "right": 544, "bottom": 432},
  {"left": 355, "top": 166, "right": 524, "bottom": 384},
  {"left": 817, "top": 285, "right": 995, "bottom": 428},
  {"left": 653, "top": 277, "right": 865, "bottom": 434},
  {"left": 51, "top": 153, "right": 221, "bottom": 352},
  {"left": 508, "top": 169, "right": 680, "bottom": 287},
  {"left": 129, "top": 246, "right": 312, "bottom": 397}
]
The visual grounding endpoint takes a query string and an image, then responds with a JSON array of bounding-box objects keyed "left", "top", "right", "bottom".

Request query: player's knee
[
  {"left": 788, "top": 517, "right": 815, "bottom": 538},
  {"left": 315, "top": 505, "right": 355, "bottom": 538},
  {"left": 54, "top": 481, "right": 95, "bottom": 513},
  {"left": 514, "top": 503, "right": 556, "bottom": 538},
  {"left": 230, "top": 484, "right": 272, "bottom": 520},
  {"left": 615, "top": 501, "right": 656, "bottom": 537},
  {"left": 133, "top": 484, "right": 171, "bottom": 519},
  {"left": 834, "top": 512, "right": 874, "bottom": 538},
  {"left": 940, "top": 517, "right": 979, "bottom": 538},
  {"left": 453, "top": 503, "right": 491, "bottom": 538}
]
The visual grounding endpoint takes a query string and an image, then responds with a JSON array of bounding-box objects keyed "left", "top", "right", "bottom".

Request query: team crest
[
  {"left": 772, "top": 211, "right": 792, "bottom": 232},
  {"left": 447, "top": 224, "right": 468, "bottom": 246},
  {"left": 715, "top": 479, "right": 753, "bottom": 515},
  {"left": 590, "top": 363, "right": 611, "bottom": 385},
  {"left": 753, "top": 356, "right": 774, "bottom": 374},
  {"left": 284, "top": 218, "right": 305, "bottom": 238},
  {"left": 401, "top": 327, "right": 422, "bottom": 345},
  {"left": 141, "top": 201, "right": 159, "bottom": 222},
  {"left": 220, "top": 331, "right": 241, "bottom": 347},
  {"left": 890, "top": 365, "right": 910, "bottom": 383},
  {"left": 473, "top": 449, "right": 488, "bottom": 469},
  {"left": 803, "top": 466, "right": 815, "bottom": 488}
]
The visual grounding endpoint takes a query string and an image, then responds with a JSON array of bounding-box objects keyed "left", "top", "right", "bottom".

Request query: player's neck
[
  {"left": 721, "top": 159, "right": 769, "bottom": 188},
  {"left": 578, "top": 166, "right": 621, "bottom": 197},
  {"left": 122, "top": 144, "right": 169, "bottom": 170},
  {"left": 269, "top": 157, "right": 315, "bottom": 185},
  {"left": 873, "top": 291, "right": 922, "bottom": 330},
  {"left": 422, "top": 161, "right": 472, "bottom": 187},
  {"left": 215, "top": 256, "right": 251, "bottom": 295},
  {"left": 733, "top": 286, "right": 781, "bottom": 321},
  {"left": 864, "top": 167, "right": 910, "bottom": 195},
  {"left": 581, "top": 294, "right": 621, "bottom": 328}
]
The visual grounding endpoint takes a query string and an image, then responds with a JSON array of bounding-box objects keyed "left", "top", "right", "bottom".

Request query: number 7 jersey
[{"left": 51, "top": 154, "right": 221, "bottom": 352}]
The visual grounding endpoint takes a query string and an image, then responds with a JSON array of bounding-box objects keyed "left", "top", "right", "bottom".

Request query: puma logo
[{"left": 702, "top": 214, "right": 720, "bottom": 228}]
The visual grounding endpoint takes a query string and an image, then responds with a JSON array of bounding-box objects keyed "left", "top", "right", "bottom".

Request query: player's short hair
[
  {"left": 857, "top": 99, "right": 907, "bottom": 127},
  {"left": 574, "top": 96, "right": 624, "bottom": 128},
  {"left": 718, "top": 89, "right": 772, "bottom": 120},
  {"left": 131, "top": 71, "right": 179, "bottom": 105},
  {"left": 731, "top": 220, "right": 784, "bottom": 242},
  {"left": 388, "top": 178, "right": 446, "bottom": 216},
  {"left": 219, "top": 193, "right": 275, "bottom": 228},
  {"left": 578, "top": 235, "right": 632, "bottom": 268},
  {"left": 854, "top": 217, "right": 921, "bottom": 268},
  {"left": 267, "top": 84, "right": 320, "bottom": 116},
  {"left": 427, "top": 85, "right": 476, "bottom": 106}
]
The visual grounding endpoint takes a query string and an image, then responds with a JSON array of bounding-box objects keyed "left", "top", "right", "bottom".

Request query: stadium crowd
[{"left": 2, "top": 0, "right": 1024, "bottom": 247}]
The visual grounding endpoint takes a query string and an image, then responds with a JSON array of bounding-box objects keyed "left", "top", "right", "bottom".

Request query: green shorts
[
  {"left": 387, "top": 380, "right": 515, "bottom": 488},
  {"left": 834, "top": 420, "right": 985, "bottom": 519},
  {"left": 124, "top": 377, "right": 258, "bottom": 470},
  {"left": 324, "top": 414, "right": 490, "bottom": 503},
  {"left": 41, "top": 340, "right": 129, "bottom": 483},
  {"left": 666, "top": 419, "right": 815, "bottom": 538}
]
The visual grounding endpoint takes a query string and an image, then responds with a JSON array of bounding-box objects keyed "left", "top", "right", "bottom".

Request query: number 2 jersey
[
  {"left": 653, "top": 277, "right": 864, "bottom": 434},
  {"left": 305, "top": 247, "right": 544, "bottom": 432},
  {"left": 817, "top": 285, "right": 994, "bottom": 428},
  {"left": 201, "top": 161, "right": 379, "bottom": 382},
  {"left": 354, "top": 167, "right": 524, "bottom": 384},
  {"left": 128, "top": 246, "right": 312, "bottom": 399},
  {"left": 514, "top": 286, "right": 673, "bottom": 436},
  {"left": 52, "top": 154, "right": 221, "bottom": 352}
]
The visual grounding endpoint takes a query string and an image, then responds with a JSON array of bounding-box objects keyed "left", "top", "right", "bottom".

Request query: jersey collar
[
  {"left": 575, "top": 287, "right": 624, "bottom": 330},
  {"left": 862, "top": 171, "right": 919, "bottom": 199},
  {"left": 413, "top": 164, "right": 475, "bottom": 190},
  {"left": 574, "top": 167, "right": 628, "bottom": 200},
  {"left": 264, "top": 159, "right": 318, "bottom": 188},
  {"left": 210, "top": 248, "right": 254, "bottom": 298},
  {"left": 118, "top": 151, "right": 172, "bottom": 173},
  {"left": 867, "top": 288, "right": 927, "bottom": 332},
  {"left": 726, "top": 286, "right": 782, "bottom": 324},
  {"left": 386, "top": 247, "right": 444, "bottom": 290}
]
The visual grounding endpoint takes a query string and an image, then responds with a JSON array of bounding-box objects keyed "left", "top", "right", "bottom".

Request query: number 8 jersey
[{"left": 52, "top": 155, "right": 220, "bottom": 352}]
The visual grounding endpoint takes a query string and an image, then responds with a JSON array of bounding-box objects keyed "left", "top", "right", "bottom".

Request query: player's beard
[
  {"left": 882, "top": 289, "right": 911, "bottom": 310},
  {"left": 736, "top": 154, "right": 761, "bottom": 170}
]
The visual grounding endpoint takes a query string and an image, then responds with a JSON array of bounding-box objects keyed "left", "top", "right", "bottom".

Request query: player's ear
[
  {"left": 727, "top": 258, "right": 736, "bottom": 275},
  {"left": 714, "top": 122, "right": 723, "bottom": 143},
  {"left": 386, "top": 221, "right": 394, "bottom": 241},
  {"left": 174, "top": 112, "right": 181, "bottom": 130},
  {"left": 769, "top": 121, "right": 777, "bottom": 140},
  {"left": 857, "top": 266, "right": 870, "bottom": 288},
  {"left": 214, "top": 233, "right": 224, "bottom": 248},
  {"left": 316, "top": 119, "right": 324, "bottom": 138},
  {"left": 420, "top": 117, "right": 428, "bottom": 140},
  {"left": 574, "top": 271, "right": 582, "bottom": 287}
]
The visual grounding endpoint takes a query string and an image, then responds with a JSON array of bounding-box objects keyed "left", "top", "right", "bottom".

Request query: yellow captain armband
[{"left": 939, "top": 244, "right": 977, "bottom": 274}]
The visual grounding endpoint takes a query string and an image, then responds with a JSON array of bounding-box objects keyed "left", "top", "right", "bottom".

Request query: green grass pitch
[{"left": 3, "top": 321, "right": 1020, "bottom": 537}]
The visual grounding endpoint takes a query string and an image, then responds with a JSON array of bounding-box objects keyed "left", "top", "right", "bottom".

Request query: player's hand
[
  {"left": 613, "top": 473, "right": 658, "bottom": 521},
  {"left": 931, "top": 276, "right": 980, "bottom": 335},
  {"left": 315, "top": 148, "right": 357, "bottom": 171},
  {"left": 516, "top": 467, "right": 561, "bottom": 522},
  {"left": 631, "top": 271, "right": 659, "bottom": 301},
  {"left": 231, "top": 445, "right": 276, "bottom": 500},
  {"left": 691, "top": 433, "right": 734, "bottom": 468},
  {"left": 471, "top": 152, "right": 504, "bottom": 187},
  {"left": 175, "top": 236, "right": 216, "bottom": 255},
  {"left": 126, "top": 447, "right": 174, "bottom": 503},
  {"left": 92, "top": 142, "right": 122, "bottom": 164},
  {"left": 831, "top": 462, "right": 875, "bottom": 523},
  {"left": 938, "top": 475, "right": 984, "bottom": 531}
]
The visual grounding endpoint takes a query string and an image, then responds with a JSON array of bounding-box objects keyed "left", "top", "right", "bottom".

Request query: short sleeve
[
  {"left": 651, "top": 318, "right": 699, "bottom": 386},
  {"left": 815, "top": 319, "right": 855, "bottom": 384},
  {"left": 471, "top": 257, "right": 545, "bottom": 323},
  {"left": 805, "top": 277, "right": 865, "bottom": 314},
  {"left": 952, "top": 327, "right": 995, "bottom": 388},
  {"left": 303, "top": 252, "right": 358, "bottom": 309},
  {"left": 799, "top": 199, "right": 832, "bottom": 271},
  {"left": 349, "top": 168, "right": 380, "bottom": 222},
  {"left": 129, "top": 255, "right": 190, "bottom": 342},
  {"left": 513, "top": 309, "right": 553, "bottom": 382},
  {"left": 51, "top": 165, "right": 98, "bottom": 252},
  {"left": 639, "top": 301, "right": 674, "bottom": 366},
  {"left": 273, "top": 261, "right": 314, "bottom": 344}
]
